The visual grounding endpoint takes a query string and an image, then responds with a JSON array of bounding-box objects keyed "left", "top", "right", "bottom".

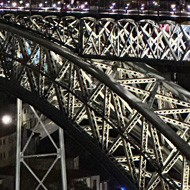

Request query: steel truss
[
  {"left": 15, "top": 99, "right": 67, "bottom": 190},
  {"left": 1, "top": 14, "right": 190, "bottom": 62},
  {"left": 0, "top": 22, "right": 190, "bottom": 189}
]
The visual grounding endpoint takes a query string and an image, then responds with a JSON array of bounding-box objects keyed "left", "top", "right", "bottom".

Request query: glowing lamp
[{"left": 2, "top": 115, "right": 12, "bottom": 125}]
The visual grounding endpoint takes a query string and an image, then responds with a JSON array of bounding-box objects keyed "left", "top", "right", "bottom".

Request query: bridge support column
[
  {"left": 15, "top": 99, "right": 22, "bottom": 190},
  {"left": 15, "top": 99, "right": 67, "bottom": 189},
  {"left": 59, "top": 128, "right": 67, "bottom": 190}
]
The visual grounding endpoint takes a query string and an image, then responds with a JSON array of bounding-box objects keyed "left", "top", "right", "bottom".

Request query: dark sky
[{"left": 0, "top": 91, "right": 16, "bottom": 137}]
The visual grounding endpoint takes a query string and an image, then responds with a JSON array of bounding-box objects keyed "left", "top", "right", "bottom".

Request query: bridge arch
[{"left": 0, "top": 20, "right": 190, "bottom": 189}]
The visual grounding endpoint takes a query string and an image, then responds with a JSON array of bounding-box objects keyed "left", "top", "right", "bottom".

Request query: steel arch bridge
[{"left": 1, "top": 15, "right": 190, "bottom": 190}]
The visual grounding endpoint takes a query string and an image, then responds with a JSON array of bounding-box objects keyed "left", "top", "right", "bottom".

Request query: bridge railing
[
  {"left": 2, "top": 14, "right": 190, "bottom": 64},
  {"left": 80, "top": 18, "right": 190, "bottom": 62}
]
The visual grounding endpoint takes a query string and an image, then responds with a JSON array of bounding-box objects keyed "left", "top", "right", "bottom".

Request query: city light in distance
[
  {"left": 2, "top": 115, "right": 12, "bottom": 125},
  {"left": 12, "top": 2, "right": 17, "bottom": 7},
  {"left": 119, "top": 186, "right": 128, "bottom": 190}
]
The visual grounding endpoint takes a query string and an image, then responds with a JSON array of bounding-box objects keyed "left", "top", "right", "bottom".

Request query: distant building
[
  {"left": 0, "top": 175, "right": 14, "bottom": 190},
  {"left": 0, "top": 128, "right": 16, "bottom": 190},
  {"left": 73, "top": 175, "right": 108, "bottom": 190},
  {"left": 0, "top": 132, "right": 16, "bottom": 168},
  {"left": 67, "top": 156, "right": 108, "bottom": 190},
  {"left": 0, "top": 103, "right": 39, "bottom": 168}
]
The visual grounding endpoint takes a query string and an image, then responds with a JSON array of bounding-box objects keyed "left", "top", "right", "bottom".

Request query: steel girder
[
  {"left": 1, "top": 22, "right": 190, "bottom": 189},
  {"left": 2, "top": 14, "right": 190, "bottom": 63}
]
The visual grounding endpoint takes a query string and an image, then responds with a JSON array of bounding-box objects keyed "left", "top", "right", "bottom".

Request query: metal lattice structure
[
  {"left": 0, "top": 18, "right": 190, "bottom": 189},
  {"left": 2, "top": 14, "right": 190, "bottom": 62},
  {"left": 16, "top": 99, "right": 67, "bottom": 190}
]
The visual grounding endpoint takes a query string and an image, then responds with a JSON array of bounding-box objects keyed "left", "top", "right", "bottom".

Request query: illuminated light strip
[
  {"left": 117, "top": 78, "right": 156, "bottom": 85},
  {"left": 158, "top": 115, "right": 190, "bottom": 129},
  {"left": 155, "top": 94, "right": 190, "bottom": 107},
  {"left": 117, "top": 68, "right": 145, "bottom": 77},
  {"left": 155, "top": 108, "right": 190, "bottom": 115}
]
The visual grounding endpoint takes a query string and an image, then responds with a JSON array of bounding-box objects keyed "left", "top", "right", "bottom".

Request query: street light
[
  {"left": 12, "top": 2, "right": 17, "bottom": 7},
  {"left": 2, "top": 114, "right": 12, "bottom": 125},
  {"left": 39, "top": 3, "right": 43, "bottom": 8},
  {"left": 25, "top": 3, "right": 29, "bottom": 8}
]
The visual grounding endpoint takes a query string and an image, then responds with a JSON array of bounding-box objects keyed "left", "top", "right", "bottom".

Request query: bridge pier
[
  {"left": 15, "top": 99, "right": 67, "bottom": 190},
  {"left": 15, "top": 99, "right": 22, "bottom": 190}
]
